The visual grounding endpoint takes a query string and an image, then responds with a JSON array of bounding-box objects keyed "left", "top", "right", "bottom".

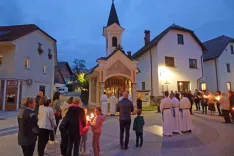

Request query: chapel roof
[
  {"left": 0, "top": 24, "right": 56, "bottom": 42},
  {"left": 132, "top": 24, "right": 206, "bottom": 59},
  {"left": 107, "top": 1, "right": 120, "bottom": 27},
  {"left": 202, "top": 35, "right": 234, "bottom": 61}
]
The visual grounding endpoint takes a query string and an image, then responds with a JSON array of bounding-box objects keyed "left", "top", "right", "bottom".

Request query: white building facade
[
  {"left": 200, "top": 35, "right": 234, "bottom": 93},
  {"left": 0, "top": 24, "right": 57, "bottom": 111},
  {"left": 133, "top": 24, "right": 206, "bottom": 99}
]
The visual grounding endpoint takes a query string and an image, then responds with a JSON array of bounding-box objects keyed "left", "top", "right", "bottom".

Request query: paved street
[{"left": 0, "top": 111, "right": 234, "bottom": 156}]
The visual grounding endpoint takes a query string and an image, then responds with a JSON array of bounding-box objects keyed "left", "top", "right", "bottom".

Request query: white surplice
[
  {"left": 100, "top": 94, "right": 108, "bottom": 115},
  {"left": 179, "top": 97, "right": 192, "bottom": 132},
  {"left": 160, "top": 97, "right": 173, "bottom": 136},
  {"left": 171, "top": 97, "right": 180, "bottom": 133},
  {"left": 118, "top": 96, "right": 123, "bottom": 102},
  {"left": 128, "top": 94, "right": 132, "bottom": 101},
  {"left": 110, "top": 95, "right": 117, "bottom": 115}
]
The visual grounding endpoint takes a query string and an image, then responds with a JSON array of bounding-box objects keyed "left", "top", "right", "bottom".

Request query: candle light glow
[
  {"left": 215, "top": 96, "right": 220, "bottom": 101},
  {"left": 90, "top": 113, "right": 94, "bottom": 119}
]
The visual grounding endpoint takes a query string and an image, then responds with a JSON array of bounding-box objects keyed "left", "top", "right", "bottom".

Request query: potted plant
[
  {"left": 38, "top": 42, "right": 43, "bottom": 55},
  {"left": 48, "top": 49, "right": 52, "bottom": 59}
]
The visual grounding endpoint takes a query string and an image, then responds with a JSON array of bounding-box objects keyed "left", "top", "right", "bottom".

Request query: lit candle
[
  {"left": 232, "top": 107, "right": 234, "bottom": 111},
  {"left": 86, "top": 115, "right": 90, "bottom": 121},
  {"left": 90, "top": 113, "right": 94, "bottom": 119},
  {"left": 215, "top": 96, "right": 220, "bottom": 101}
]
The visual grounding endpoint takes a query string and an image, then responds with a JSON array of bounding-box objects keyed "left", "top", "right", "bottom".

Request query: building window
[
  {"left": 43, "top": 65, "right": 46, "bottom": 73},
  {"left": 226, "top": 63, "right": 231, "bottom": 73},
  {"left": 231, "top": 45, "right": 234, "bottom": 54},
  {"left": 112, "top": 37, "right": 117, "bottom": 47},
  {"left": 201, "top": 83, "right": 206, "bottom": 91},
  {"left": 165, "top": 56, "right": 175, "bottom": 67},
  {"left": 189, "top": 59, "right": 197, "bottom": 68},
  {"left": 0, "top": 56, "right": 2, "bottom": 65},
  {"left": 177, "top": 34, "right": 184, "bottom": 44},
  {"left": 142, "top": 82, "right": 145, "bottom": 90},
  {"left": 227, "top": 82, "right": 232, "bottom": 91},
  {"left": 25, "top": 59, "right": 30, "bottom": 69}
]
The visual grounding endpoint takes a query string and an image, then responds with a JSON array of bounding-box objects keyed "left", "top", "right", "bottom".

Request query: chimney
[
  {"left": 127, "top": 51, "right": 131, "bottom": 57},
  {"left": 144, "top": 30, "right": 150, "bottom": 45}
]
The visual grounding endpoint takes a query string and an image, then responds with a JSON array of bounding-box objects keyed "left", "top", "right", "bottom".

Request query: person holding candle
[
  {"left": 207, "top": 92, "right": 216, "bottom": 115},
  {"left": 215, "top": 91, "right": 222, "bottom": 116},
  {"left": 229, "top": 91, "right": 234, "bottom": 122},
  {"left": 90, "top": 107, "right": 106, "bottom": 156},
  {"left": 61, "top": 96, "right": 86, "bottom": 156},
  {"left": 220, "top": 92, "right": 231, "bottom": 123},
  {"left": 80, "top": 107, "right": 90, "bottom": 155},
  {"left": 201, "top": 92, "right": 208, "bottom": 114}
]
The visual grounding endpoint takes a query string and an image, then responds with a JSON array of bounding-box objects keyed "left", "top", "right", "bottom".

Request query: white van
[{"left": 58, "top": 87, "right": 68, "bottom": 95}]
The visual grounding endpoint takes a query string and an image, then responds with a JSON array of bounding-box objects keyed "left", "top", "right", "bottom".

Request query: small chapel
[{"left": 86, "top": 1, "right": 139, "bottom": 106}]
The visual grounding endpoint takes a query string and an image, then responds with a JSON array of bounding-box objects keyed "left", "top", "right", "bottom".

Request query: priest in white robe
[
  {"left": 100, "top": 92, "right": 108, "bottom": 115},
  {"left": 170, "top": 93, "right": 180, "bottom": 133},
  {"left": 110, "top": 93, "right": 117, "bottom": 116},
  {"left": 179, "top": 92, "right": 192, "bottom": 133},
  {"left": 160, "top": 91, "right": 173, "bottom": 136}
]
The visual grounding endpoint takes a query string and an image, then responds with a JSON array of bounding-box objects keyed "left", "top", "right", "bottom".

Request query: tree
[
  {"left": 73, "top": 59, "right": 87, "bottom": 74},
  {"left": 72, "top": 59, "right": 89, "bottom": 104}
]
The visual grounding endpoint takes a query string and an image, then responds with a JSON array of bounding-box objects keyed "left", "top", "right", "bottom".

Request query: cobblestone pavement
[{"left": 0, "top": 111, "right": 234, "bottom": 156}]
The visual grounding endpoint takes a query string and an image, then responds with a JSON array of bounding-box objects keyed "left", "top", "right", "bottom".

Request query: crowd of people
[
  {"left": 170, "top": 89, "right": 234, "bottom": 123},
  {"left": 161, "top": 89, "right": 234, "bottom": 136},
  {"left": 17, "top": 91, "right": 106, "bottom": 156},
  {"left": 17, "top": 91, "right": 140, "bottom": 156}
]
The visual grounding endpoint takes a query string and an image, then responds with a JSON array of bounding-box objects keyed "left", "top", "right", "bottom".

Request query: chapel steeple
[
  {"left": 107, "top": 0, "right": 120, "bottom": 27},
  {"left": 103, "top": 0, "right": 125, "bottom": 56}
]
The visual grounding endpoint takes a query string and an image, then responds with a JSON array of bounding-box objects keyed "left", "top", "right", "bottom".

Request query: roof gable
[
  {"left": 0, "top": 24, "right": 56, "bottom": 42},
  {"left": 132, "top": 24, "right": 206, "bottom": 58},
  {"left": 58, "top": 62, "right": 73, "bottom": 75},
  {"left": 203, "top": 35, "right": 234, "bottom": 61}
]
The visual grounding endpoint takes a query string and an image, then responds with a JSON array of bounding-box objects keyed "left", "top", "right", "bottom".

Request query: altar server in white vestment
[
  {"left": 127, "top": 91, "right": 132, "bottom": 101},
  {"left": 160, "top": 91, "right": 173, "bottom": 136},
  {"left": 101, "top": 92, "right": 108, "bottom": 115},
  {"left": 170, "top": 93, "right": 180, "bottom": 133},
  {"left": 119, "top": 93, "right": 123, "bottom": 102},
  {"left": 179, "top": 92, "right": 192, "bottom": 133},
  {"left": 110, "top": 94, "right": 117, "bottom": 116}
]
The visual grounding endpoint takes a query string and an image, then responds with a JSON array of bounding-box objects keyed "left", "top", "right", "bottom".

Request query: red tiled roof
[{"left": 0, "top": 24, "right": 56, "bottom": 42}]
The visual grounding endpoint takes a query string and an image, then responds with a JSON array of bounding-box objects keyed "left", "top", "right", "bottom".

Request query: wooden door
[{"left": 5, "top": 86, "right": 17, "bottom": 111}]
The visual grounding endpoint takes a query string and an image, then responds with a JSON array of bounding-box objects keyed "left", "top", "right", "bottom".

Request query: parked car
[{"left": 58, "top": 87, "right": 68, "bottom": 95}]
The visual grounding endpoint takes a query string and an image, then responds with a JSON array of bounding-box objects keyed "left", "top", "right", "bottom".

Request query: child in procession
[
  {"left": 89, "top": 107, "right": 106, "bottom": 156},
  {"left": 80, "top": 107, "right": 90, "bottom": 155},
  {"left": 133, "top": 109, "right": 145, "bottom": 148}
]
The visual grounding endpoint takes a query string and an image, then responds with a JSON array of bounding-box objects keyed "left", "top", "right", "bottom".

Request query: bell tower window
[{"left": 112, "top": 37, "right": 117, "bottom": 47}]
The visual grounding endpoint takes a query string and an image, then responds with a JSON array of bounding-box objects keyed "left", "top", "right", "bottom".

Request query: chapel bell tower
[{"left": 103, "top": 0, "right": 125, "bottom": 56}]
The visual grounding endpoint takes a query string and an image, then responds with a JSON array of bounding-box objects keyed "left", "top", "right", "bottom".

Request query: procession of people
[{"left": 17, "top": 88, "right": 234, "bottom": 156}]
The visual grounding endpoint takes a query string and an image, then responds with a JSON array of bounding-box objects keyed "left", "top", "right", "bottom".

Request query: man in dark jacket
[
  {"left": 60, "top": 97, "right": 86, "bottom": 156},
  {"left": 187, "top": 90, "right": 194, "bottom": 115},
  {"left": 35, "top": 91, "right": 43, "bottom": 116},
  {"left": 18, "top": 97, "right": 39, "bottom": 156},
  {"left": 116, "top": 91, "right": 134, "bottom": 150}
]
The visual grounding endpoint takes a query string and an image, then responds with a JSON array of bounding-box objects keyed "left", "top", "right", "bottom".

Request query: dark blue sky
[{"left": 1, "top": 0, "right": 234, "bottom": 69}]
